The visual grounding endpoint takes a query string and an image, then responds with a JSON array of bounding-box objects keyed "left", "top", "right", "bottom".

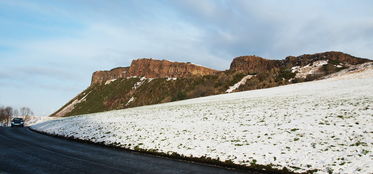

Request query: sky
[{"left": 0, "top": 0, "right": 372, "bottom": 116}]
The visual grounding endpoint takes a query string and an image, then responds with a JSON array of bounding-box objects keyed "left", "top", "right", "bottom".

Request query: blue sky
[{"left": 0, "top": 0, "right": 372, "bottom": 116}]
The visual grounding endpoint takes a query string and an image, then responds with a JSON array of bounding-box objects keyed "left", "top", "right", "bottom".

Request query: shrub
[{"left": 276, "top": 69, "right": 296, "bottom": 82}]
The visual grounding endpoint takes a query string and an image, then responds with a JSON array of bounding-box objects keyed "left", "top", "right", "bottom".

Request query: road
[{"left": 0, "top": 127, "right": 263, "bottom": 174}]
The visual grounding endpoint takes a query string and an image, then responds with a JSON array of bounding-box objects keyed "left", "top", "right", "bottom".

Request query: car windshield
[{"left": 13, "top": 118, "right": 23, "bottom": 122}]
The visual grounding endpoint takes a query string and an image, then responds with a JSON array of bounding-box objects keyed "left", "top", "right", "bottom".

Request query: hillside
[
  {"left": 52, "top": 51, "right": 371, "bottom": 117},
  {"left": 33, "top": 63, "right": 373, "bottom": 173}
]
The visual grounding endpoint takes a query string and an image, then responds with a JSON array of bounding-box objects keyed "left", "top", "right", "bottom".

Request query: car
[{"left": 11, "top": 118, "right": 24, "bottom": 127}]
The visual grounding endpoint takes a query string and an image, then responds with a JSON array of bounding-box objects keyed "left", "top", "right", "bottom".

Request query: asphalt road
[{"left": 0, "top": 127, "right": 263, "bottom": 174}]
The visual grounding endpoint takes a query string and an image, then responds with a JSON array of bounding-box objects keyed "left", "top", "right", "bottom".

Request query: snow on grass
[
  {"left": 125, "top": 97, "right": 135, "bottom": 106},
  {"left": 132, "top": 77, "right": 146, "bottom": 89},
  {"left": 166, "top": 77, "right": 177, "bottom": 81},
  {"left": 132, "top": 77, "right": 153, "bottom": 89},
  {"left": 104, "top": 79, "right": 117, "bottom": 85},
  {"left": 322, "top": 62, "right": 373, "bottom": 81},
  {"left": 226, "top": 75, "right": 254, "bottom": 93},
  {"left": 24, "top": 116, "right": 57, "bottom": 126},
  {"left": 292, "top": 60, "right": 328, "bottom": 79},
  {"left": 32, "top": 69, "right": 373, "bottom": 174}
]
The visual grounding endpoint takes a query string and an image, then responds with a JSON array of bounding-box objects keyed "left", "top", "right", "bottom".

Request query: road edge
[{"left": 28, "top": 127, "right": 314, "bottom": 174}]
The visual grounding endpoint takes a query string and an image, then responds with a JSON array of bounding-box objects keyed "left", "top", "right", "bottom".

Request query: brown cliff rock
[
  {"left": 91, "top": 59, "right": 218, "bottom": 85},
  {"left": 229, "top": 52, "right": 371, "bottom": 74},
  {"left": 285, "top": 51, "right": 371, "bottom": 67},
  {"left": 91, "top": 52, "right": 371, "bottom": 85},
  {"left": 91, "top": 67, "right": 129, "bottom": 85},
  {"left": 229, "top": 56, "right": 282, "bottom": 74},
  {"left": 127, "top": 59, "right": 218, "bottom": 78}
]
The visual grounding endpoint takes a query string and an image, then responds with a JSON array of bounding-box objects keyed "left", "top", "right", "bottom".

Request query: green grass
[
  {"left": 53, "top": 57, "right": 366, "bottom": 117},
  {"left": 55, "top": 71, "right": 263, "bottom": 116}
]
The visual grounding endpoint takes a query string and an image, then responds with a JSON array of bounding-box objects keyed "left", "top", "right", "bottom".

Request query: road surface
[{"left": 0, "top": 127, "right": 263, "bottom": 174}]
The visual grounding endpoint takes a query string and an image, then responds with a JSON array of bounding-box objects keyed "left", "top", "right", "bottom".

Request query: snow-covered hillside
[
  {"left": 24, "top": 116, "right": 56, "bottom": 126},
  {"left": 32, "top": 67, "right": 373, "bottom": 174}
]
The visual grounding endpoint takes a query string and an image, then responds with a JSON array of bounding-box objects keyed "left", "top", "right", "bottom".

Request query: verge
[{"left": 29, "top": 127, "right": 317, "bottom": 174}]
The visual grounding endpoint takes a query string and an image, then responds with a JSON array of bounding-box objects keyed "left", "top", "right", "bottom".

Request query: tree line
[{"left": 0, "top": 106, "right": 34, "bottom": 126}]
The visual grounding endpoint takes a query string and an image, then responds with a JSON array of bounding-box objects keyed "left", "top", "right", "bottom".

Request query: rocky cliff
[
  {"left": 91, "top": 59, "right": 218, "bottom": 85},
  {"left": 229, "top": 52, "right": 371, "bottom": 74},
  {"left": 284, "top": 51, "right": 370, "bottom": 67},
  {"left": 91, "top": 67, "right": 130, "bottom": 85},
  {"left": 52, "top": 51, "right": 372, "bottom": 117},
  {"left": 229, "top": 56, "right": 282, "bottom": 74}
]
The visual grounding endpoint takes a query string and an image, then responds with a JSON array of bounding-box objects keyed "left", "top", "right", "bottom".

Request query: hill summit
[{"left": 52, "top": 51, "right": 371, "bottom": 117}]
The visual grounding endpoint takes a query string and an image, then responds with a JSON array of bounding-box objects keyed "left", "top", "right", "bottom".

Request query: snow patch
[
  {"left": 292, "top": 60, "right": 329, "bottom": 78},
  {"left": 126, "top": 76, "right": 138, "bottom": 79},
  {"left": 104, "top": 79, "right": 117, "bottom": 85},
  {"left": 132, "top": 77, "right": 147, "bottom": 89},
  {"left": 24, "top": 116, "right": 57, "bottom": 126},
  {"left": 322, "top": 62, "right": 373, "bottom": 80},
  {"left": 126, "top": 97, "right": 135, "bottom": 106},
  {"left": 166, "top": 77, "right": 177, "bottom": 81},
  {"left": 226, "top": 75, "right": 254, "bottom": 93}
]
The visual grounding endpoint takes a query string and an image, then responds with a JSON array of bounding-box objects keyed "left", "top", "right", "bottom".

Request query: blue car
[{"left": 11, "top": 118, "right": 24, "bottom": 127}]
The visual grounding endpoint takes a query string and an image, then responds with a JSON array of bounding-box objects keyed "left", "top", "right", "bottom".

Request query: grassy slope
[
  {"left": 54, "top": 61, "right": 348, "bottom": 117},
  {"left": 59, "top": 72, "right": 251, "bottom": 116}
]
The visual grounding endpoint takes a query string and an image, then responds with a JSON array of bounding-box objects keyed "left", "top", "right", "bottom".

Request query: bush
[
  {"left": 276, "top": 69, "right": 296, "bottom": 82},
  {"left": 172, "top": 91, "right": 187, "bottom": 101}
]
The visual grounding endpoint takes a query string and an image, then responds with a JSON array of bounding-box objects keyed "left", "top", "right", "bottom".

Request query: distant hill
[{"left": 51, "top": 51, "right": 371, "bottom": 117}]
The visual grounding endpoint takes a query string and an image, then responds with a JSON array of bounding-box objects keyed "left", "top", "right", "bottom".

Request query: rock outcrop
[
  {"left": 229, "top": 52, "right": 371, "bottom": 74},
  {"left": 229, "top": 56, "right": 282, "bottom": 74},
  {"left": 92, "top": 52, "right": 371, "bottom": 85},
  {"left": 91, "top": 67, "right": 130, "bottom": 85},
  {"left": 127, "top": 59, "right": 218, "bottom": 78},
  {"left": 284, "top": 51, "right": 370, "bottom": 67},
  {"left": 91, "top": 59, "right": 218, "bottom": 85},
  {"left": 53, "top": 51, "right": 372, "bottom": 117}
]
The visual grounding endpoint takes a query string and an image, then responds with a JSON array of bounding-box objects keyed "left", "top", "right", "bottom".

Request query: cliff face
[
  {"left": 91, "top": 67, "right": 130, "bottom": 85},
  {"left": 229, "top": 52, "right": 371, "bottom": 74},
  {"left": 285, "top": 51, "right": 370, "bottom": 67},
  {"left": 53, "top": 51, "right": 372, "bottom": 117},
  {"left": 91, "top": 59, "right": 218, "bottom": 85},
  {"left": 127, "top": 59, "right": 218, "bottom": 78},
  {"left": 229, "top": 56, "right": 282, "bottom": 74}
]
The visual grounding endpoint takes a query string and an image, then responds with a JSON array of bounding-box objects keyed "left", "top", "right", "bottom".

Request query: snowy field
[
  {"left": 24, "top": 116, "right": 56, "bottom": 126},
  {"left": 32, "top": 68, "right": 373, "bottom": 174}
]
